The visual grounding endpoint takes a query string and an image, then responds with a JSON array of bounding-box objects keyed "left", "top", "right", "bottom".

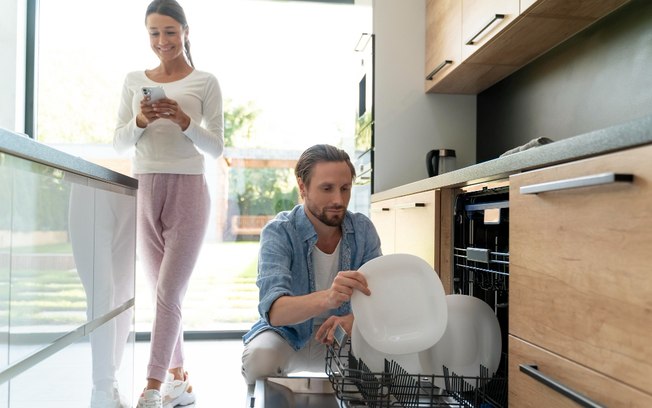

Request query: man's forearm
[{"left": 268, "top": 292, "right": 329, "bottom": 327}]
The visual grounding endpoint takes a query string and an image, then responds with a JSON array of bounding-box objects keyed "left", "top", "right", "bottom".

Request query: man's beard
[{"left": 307, "top": 204, "right": 345, "bottom": 227}]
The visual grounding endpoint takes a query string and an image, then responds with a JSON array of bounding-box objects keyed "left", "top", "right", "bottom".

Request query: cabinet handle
[
  {"left": 519, "top": 172, "right": 634, "bottom": 195},
  {"left": 466, "top": 14, "right": 505, "bottom": 45},
  {"left": 395, "top": 202, "right": 426, "bottom": 209},
  {"left": 426, "top": 60, "right": 453, "bottom": 80},
  {"left": 519, "top": 364, "right": 605, "bottom": 408},
  {"left": 370, "top": 207, "right": 391, "bottom": 212}
]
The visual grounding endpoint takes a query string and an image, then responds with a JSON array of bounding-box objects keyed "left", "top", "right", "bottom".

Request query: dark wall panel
[{"left": 477, "top": 0, "right": 652, "bottom": 162}]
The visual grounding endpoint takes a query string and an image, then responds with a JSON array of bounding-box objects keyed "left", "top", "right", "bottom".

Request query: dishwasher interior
[{"left": 323, "top": 186, "right": 510, "bottom": 407}]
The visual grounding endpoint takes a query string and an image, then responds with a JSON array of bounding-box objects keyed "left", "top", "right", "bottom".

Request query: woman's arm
[
  {"left": 182, "top": 74, "right": 224, "bottom": 158},
  {"left": 113, "top": 76, "right": 145, "bottom": 153}
]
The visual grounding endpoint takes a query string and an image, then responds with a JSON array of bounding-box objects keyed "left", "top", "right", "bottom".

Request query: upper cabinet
[
  {"left": 425, "top": 0, "right": 631, "bottom": 94},
  {"left": 425, "top": 0, "right": 462, "bottom": 90},
  {"left": 461, "top": 0, "right": 520, "bottom": 60}
]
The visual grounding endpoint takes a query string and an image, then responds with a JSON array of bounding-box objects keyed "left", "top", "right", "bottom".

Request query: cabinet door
[
  {"left": 425, "top": 0, "right": 462, "bottom": 91},
  {"left": 370, "top": 198, "right": 396, "bottom": 256},
  {"left": 526, "top": 0, "right": 630, "bottom": 19},
  {"left": 509, "top": 144, "right": 652, "bottom": 393},
  {"left": 394, "top": 190, "right": 438, "bottom": 269},
  {"left": 462, "top": 0, "right": 520, "bottom": 60},
  {"left": 509, "top": 336, "right": 652, "bottom": 407}
]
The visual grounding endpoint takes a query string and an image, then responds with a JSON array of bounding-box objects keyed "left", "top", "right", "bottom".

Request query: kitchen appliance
[
  {"left": 426, "top": 149, "right": 457, "bottom": 177},
  {"left": 353, "top": 33, "right": 374, "bottom": 191},
  {"left": 251, "top": 377, "right": 339, "bottom": 408},
  {"left": 451, "top": 183, "right": 510, "bottom": 404},
  {"left": 326, "top": 326, "right": 506, "bottom": 407}
]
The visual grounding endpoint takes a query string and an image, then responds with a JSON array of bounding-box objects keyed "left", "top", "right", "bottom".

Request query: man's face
[{"left": 299, "top": 161, "right": 353, "bottom": 227}]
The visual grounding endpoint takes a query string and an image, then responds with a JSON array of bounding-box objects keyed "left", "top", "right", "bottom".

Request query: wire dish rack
[{"left": 325, "top": 334, "right": 507, "bottom": 408}]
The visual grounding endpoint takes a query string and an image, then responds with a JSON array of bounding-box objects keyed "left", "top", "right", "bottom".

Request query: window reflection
[{"left": 68, "top": 181, "right": 136, "bottom": 402}]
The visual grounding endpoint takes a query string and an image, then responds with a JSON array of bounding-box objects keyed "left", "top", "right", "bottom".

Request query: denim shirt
[{"left": 242, "top": 205, "right": 382, "bottom": 350}]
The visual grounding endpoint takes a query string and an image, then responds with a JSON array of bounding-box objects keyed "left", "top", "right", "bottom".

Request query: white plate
[
  {"left": 350, "top": 321, "right": 422, "bottom": 374},
  {"left": 418, "top": 294, "right": 502, "bottom": 389},
  {"left": 351, "top": 253, "right": 447, "bottom": 355}
]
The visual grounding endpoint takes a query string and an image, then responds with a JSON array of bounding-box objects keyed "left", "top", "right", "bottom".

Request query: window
[{"left": 35, "top": 0, "right": 371, "bottom": 333}]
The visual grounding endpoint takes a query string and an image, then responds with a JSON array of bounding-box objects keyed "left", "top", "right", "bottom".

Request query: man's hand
[
  {"left": 315, "top": 314, "right": 354, "bottom": 345},
  {"left": 324, "top": 270, "right": 371, "bottom": 310}
]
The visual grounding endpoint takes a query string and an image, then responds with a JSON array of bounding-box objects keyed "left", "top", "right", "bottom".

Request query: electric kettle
[{"left": 426, "top": 149, "right": 456, "bottom": 177}]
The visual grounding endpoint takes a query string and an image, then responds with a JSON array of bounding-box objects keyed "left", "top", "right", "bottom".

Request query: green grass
[
  {"left": 4, "top": 241, "right": 263, "bottom": 330},
  {"left": 11, "top": 242, "right": 72, "bottom": 254}
]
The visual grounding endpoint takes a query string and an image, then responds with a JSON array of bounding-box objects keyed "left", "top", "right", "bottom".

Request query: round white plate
[
  {"left": 418, "top": 294, "right": 502, "bottom": 389},
  {"left": 351, "top": 253, "right": 447, "bottom": 355},
  {"left": 350, "top": 321, "right": 422, "bottom": 374}
]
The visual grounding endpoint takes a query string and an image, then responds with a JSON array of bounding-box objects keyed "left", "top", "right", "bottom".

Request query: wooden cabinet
[
  {"left": 509, "top": 336, "right": 652, "bottom": 407},
  {"left": 462, "top": 0, "right": 520, "bottom": 59},
  {"left": 425, "top": 0, "right": 462, "bottom": 90},
  {"left": 425, "top": 0, "right": 631, "bottom": 94},
  {"left": 509, "top": 144, "right": 652, "bottom": 403},
  {"left": 370, "top": 190, "right": 439, "bottom": 271},
  {"left": 425, "top": 0, "right": 517, "bottom": 94}
]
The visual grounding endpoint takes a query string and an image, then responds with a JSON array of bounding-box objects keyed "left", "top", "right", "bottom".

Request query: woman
[{"left": 113, "top": 1, "right": 223, "bottom": 407}]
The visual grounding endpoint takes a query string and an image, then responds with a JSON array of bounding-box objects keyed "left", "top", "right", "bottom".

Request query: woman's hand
[{"left": 138, "top": 97, "right": 191, "bottom": 130}]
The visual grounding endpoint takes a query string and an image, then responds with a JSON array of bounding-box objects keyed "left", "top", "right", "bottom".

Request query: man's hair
[{"left": 295, "top": 144, "right": 356, "bottom": 186}]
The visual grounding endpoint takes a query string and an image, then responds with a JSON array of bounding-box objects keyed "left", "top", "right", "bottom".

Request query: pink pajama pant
[{"left": 136, "top": 173, "right": 210, "bottom": 383}]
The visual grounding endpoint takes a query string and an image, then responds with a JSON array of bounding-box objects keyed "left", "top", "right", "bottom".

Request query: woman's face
[{"left": 146, "top": 13, "right": 188, "bottom": 63}]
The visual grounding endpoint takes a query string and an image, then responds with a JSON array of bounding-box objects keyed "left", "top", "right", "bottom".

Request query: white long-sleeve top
[{"left": 113, "top": 69, "right": 224, "bottom": 175}]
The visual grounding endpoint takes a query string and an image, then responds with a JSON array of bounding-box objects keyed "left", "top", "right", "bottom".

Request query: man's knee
[{"left": 242, "top": 343, "right": 287, "bottom": 384}]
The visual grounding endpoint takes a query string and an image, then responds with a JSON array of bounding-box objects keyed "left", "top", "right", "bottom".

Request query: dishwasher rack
[{"left": 325, "top": 337, "right": 507, "bottom": 408}]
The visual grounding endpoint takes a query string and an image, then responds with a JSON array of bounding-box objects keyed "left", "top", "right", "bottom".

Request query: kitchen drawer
[
  {"left": 509, "top": 336, "right": 652, "bottom": 407},
  {"left": 509, "top": 144, "right": 652, "bottom": 393}
]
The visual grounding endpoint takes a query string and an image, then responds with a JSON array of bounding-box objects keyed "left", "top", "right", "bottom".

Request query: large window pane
[{"left": 37, "top": 0, "right": 371, "bottom": 331}]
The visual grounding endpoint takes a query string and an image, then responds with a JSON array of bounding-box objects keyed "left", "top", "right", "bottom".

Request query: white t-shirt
[
  {"left": 313, "top": 240, "right": 341, "bottom": 325},
  {"left": 113, "top": 69, "right": 224, "bottom": 175}
]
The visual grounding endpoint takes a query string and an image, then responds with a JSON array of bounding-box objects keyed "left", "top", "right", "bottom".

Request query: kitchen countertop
[
  {"left": 0, "top": 127, "right": 137, "bottom": 189},
  {"left": 372, "top": 114, "right": 652, "bottom": 202}
]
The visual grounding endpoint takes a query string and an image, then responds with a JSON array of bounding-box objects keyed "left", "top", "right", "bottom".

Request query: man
[{"left": 241, "top": 144, "right": 382, "bottom": 385}]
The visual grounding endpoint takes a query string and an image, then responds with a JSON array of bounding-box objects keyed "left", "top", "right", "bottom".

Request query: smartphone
[{"left": 141, "top": 86, "right": 166, "bottom": 103}]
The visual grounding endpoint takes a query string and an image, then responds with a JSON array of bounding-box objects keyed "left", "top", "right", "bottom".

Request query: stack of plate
[{"left": 350, "top": 254, "right": 501, "bottom": 387}]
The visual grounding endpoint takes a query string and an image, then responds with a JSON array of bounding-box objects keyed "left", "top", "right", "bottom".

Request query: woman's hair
[
  {"left": 295, "top": 144, "right": 356, "bottom": 186},
  {"left": 145, "top": 0, "right": 194, "bottom": 68}
]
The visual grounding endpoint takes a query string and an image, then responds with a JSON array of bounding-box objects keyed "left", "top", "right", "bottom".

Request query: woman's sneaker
[
  {"left": 161, "top": 372, "right": 196, "bottom": 408},
  {"left": 136, "top": 389, "right": 162, "bottom": 408}
]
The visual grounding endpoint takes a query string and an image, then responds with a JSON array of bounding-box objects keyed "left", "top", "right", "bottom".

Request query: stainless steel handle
[
  {"left": 395, "top": 202, "right": 426, "bottom": 209},
  {"left": 426, "top": 60, "right": 453, "bottom": 80},
  {"left": 519, "top": 364, "right": 605, "bottom": 408},
  {"left": 520, "top": 172, "right": 633, "bottom": 195},
  {"left": 466, "top": 14, "right": 505, "bottom": 45}
]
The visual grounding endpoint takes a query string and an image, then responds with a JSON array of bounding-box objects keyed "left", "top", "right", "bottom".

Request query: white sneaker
[
  {"left": 137, "top": 389, "right": 162, "bottom": 408},
  {"left": 161, "top": 372, "right": 196, "bottom": 408}
]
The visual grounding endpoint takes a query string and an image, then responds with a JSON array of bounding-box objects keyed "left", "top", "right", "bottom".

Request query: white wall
[
  {"left": 0, "top": 0, "right": 26, "bottom": 133},
  {"left": 372, "top": 0, "right": 476, "bottom": 192}
]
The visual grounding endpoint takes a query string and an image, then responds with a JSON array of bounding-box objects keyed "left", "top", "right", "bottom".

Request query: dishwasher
[{"left": 252, "top": 186, "right": 510, "bottom": 408}]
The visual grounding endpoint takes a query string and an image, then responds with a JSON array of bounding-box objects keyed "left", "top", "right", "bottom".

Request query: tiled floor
[{"left": 134, "top": 338, "right": 249, "bottom": 407}]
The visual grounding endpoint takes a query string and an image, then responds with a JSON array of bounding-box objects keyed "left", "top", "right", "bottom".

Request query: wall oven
[{"left": 353, "top": 32, "right": 374, "bottom": 192}]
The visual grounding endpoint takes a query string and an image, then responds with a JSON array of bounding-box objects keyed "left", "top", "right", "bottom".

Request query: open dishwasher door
[{"left": 250, "top": 377, "right": 341, "bottom": 408}]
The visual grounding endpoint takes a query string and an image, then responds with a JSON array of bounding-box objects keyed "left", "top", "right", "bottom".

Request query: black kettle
[{"left": 426, "top": 149, "right": 456, "bottom": 177}]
